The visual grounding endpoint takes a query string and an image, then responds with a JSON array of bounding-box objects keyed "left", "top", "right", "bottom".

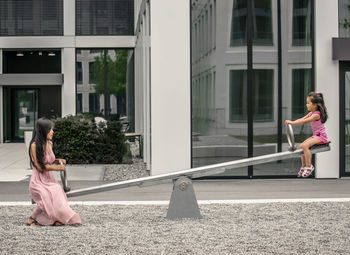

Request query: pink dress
[
  {"left": 29, "top": 143, "right": 82, "bottom": 226},
  {"left": 308, "top": 111, "right": 328, "bottom": 143}
]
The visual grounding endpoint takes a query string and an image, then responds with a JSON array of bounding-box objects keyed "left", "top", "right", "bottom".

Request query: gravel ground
[
  {"left": 103, "top": 159, "right": 148, "bottom": 181},
  {"left": 1, "top": 202, "right": 350, "bottom": 254},
  {"left": 103, "top": 141, "right": 148, "bottom": 181}
]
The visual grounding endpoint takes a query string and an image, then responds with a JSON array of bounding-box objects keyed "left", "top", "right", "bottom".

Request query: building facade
[{"left": 0, "top": 0, "right": 347, "bottom": 178}]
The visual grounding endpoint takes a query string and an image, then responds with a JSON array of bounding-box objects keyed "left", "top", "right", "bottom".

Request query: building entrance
[{"left": 3, "top": 88, "right": 38, "bottom": 142}]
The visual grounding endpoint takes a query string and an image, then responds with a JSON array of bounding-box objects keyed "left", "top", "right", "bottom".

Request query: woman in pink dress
[
  {"left": 27, "top": 118, "right": 82, "bottom": 226},
  {"left": 285, "top": 92, "right": 329, "bottom": 178}
]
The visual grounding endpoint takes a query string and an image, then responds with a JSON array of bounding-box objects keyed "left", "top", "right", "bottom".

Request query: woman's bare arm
[
  {"left": 30, "top": 143, "right": 65, "bottom": 172},
  {"left": 54, "top": 158, "right": 66, "bottom": 165}
]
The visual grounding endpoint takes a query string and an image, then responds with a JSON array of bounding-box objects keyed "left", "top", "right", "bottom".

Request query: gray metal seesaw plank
[{"left": 66, "top": 145, "right": 330, "bottom": 198}]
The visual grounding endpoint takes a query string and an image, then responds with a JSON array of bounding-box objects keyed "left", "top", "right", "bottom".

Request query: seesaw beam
[
  {"left": 66, "top": 145, "right": 329, "bottom": 198},
  {"left": 64, "top": 144, "right": 329, "bottom": 219}
]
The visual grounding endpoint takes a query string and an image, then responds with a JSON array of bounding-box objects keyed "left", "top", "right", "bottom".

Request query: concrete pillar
[
  {"left": 61, "top": 48, "right": 76, "bottom": 116},
  {"left": 150, "top": 0, "right": 191, "bottom": 175},
  {"left": 314, "top": 0, "right": 339, "bottom": 178},
  {"left": 64, "top": 0, "right": 75, "bottom": 36}
]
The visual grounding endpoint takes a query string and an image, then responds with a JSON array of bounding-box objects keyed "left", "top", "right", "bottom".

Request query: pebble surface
[
  {"left": 1, "top": 202, "right": 350, "bottom": 254},
  {"left": 103, "top": 158, "right": 148, "bottom": 181},
  {"left": 103, "top": 141, "right": 148, "bottom": 181}
]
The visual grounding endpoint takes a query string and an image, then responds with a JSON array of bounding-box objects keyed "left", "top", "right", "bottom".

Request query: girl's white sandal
[
  {"left": 297, "top": 167, "right": 305, "bottom": 178},
  {"left": 302, "top": 165, "right": 314, "bottom": 178}
]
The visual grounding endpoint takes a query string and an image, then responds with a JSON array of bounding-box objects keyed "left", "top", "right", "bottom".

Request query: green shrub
[{"left": 53, "top": 115, "right": 126, "bottom": 164}]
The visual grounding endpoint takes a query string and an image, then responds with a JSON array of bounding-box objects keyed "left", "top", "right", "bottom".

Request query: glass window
[
  {"left": 76, "top": 0, "right": 134, "bottom": 36},
  {"left": 292, "top": 0, "right": 311, "bottom": 46},
  {"left": 344, "top": 71, "right": 350, "bottom": 173},
  {"left": 77, "top": 49, "right": 133, "bottom": 117},
  {"left": 2, "top": 50, "right": 61, "bottom": 73},
  {"left": 253, "top": 69, "right": 274, "bottom": 122},
  {"left": 89, "top": 93, "right": 100, "bottom": 113},
  {"left": 77, "top": 94, "right": 83, "bottom": 114},
  {"left": 229, "top": 70, "right": 247, "bottom": 122},
  {"left": 230, "top": 0, "right": 273, "bottom": 47},
  {"left": 89, "top": 62, "right": 95, "bottom": 84},
  {"left": 192, "top": 0, "right": 313, "bottom": 177},
  {"left": 292, "top": 69, "right": 311, "bottom": 120},
  {"left": 77, "top": 62, "right": 83, "bottom": 84},
  {"left": 0, "top": 0, "right": 63, "bottom": 36},
  {"left": 339, "top": 0, "right": 350, "bottom": 37},
  {"left": 230, "top": 69, "right": 273, "bottom": 122}
]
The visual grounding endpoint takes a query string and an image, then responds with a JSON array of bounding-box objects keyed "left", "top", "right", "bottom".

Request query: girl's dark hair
[
  {"left": 28, "top": 118, "right": 54, "bottom": 170},
  {"left": 308, "top": 91, "right": 328, "bottom": 123}
]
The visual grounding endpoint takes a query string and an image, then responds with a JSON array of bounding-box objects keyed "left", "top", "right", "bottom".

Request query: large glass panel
[
  {"left": 254, "top": 0, "right": 313, "bottom": 176},
  {"left": 339, "top": 0, "right": 350, "bottom": 37},
  {"left": 345, "top": 72, "right": 350, "bottom": 173},
  {"left": 192, "top": 0, "right": 313, "bottom": 177},
  {"left": 192, "top": 0, "right": 248, "bottom": 176},
  {"left": 0, "top": 0, "right": 63, "bottom": 36},
  {"left": 230, "top": 0, "right": 273, "bottom": 46},
  {"left": 76, "top": 49, "right": 133, "bottom": 121}
]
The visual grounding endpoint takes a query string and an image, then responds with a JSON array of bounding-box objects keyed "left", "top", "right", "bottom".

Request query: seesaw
[{"left": 60, "top": 124, "right": 330, "bottom": 219}]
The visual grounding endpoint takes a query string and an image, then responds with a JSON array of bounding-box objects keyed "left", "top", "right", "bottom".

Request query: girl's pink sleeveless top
[{"left": 308, "top": 111, "right": 328, "bottom": 143}]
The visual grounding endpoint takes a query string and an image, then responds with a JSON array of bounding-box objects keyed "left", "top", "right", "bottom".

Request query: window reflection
[
  {"left": 292, "top": 0, "right": 311, "bottom": 46},
  {"left": 292, "top": 68, "right": 311, "bottom": 120},
  {"left": 76, "top": 49, "right": 133, "bottom": 120},
  {"left": 231, "top": 0, "right": 273, "bottom": 47},
  {"left": 339, "top": 0, "right": 350, "bottom": 37},
  {"left": 191, "top": 0, "right": 313, "bottom": 177}
]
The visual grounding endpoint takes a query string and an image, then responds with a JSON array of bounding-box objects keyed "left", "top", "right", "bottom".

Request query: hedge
[{"left": 52, "top": 115, "right": 126, "bottom": 164}]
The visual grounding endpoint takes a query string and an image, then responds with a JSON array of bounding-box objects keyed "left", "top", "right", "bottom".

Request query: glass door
[
  {"left": 340, "top": 62, "right": 350, "bottom": 177},
  {"left": 12, "top": 89, "right": 38, "bottom": 141}
]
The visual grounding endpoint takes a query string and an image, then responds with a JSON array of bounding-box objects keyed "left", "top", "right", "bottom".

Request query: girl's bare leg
[
  {"left": 300, "top": 155, "right": 305, "bottom": 167},
  {"left": 300, "top": 137, "right": 322, "bottom": 167}
]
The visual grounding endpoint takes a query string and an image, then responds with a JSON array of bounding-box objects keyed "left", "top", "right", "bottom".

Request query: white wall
[
  {"left": 315, "top": 0, "right": 339, "bottom": 178},
  {"left": 150, "top": 0, "right": 191, "bottom": 175}
]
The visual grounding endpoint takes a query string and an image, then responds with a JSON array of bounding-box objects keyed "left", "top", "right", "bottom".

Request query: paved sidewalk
[
  {"left": 0, "top": 143, "right": 104, "bottom": 181},
  {"left": 1, "top": 179, "right": 350, "bottom": 202}
]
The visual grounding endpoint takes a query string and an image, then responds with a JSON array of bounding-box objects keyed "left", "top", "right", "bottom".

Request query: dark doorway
[{"left": 3, "top": 86, "right": 61, "bottom": 142}]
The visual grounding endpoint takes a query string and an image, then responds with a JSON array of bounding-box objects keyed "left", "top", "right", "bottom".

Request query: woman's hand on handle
[
  {"left": 59, "top": 159, "right": 67, "bottom": 165},
  {"left": 285, "top": 120, "right": 293, "bottom": 125},
  {"left": 57, "top": 163, "right": 66, "bottom": 171}
]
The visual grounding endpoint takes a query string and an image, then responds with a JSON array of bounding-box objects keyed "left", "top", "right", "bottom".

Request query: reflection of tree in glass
[
  {"left": 91, "top": 50, "right": 127, "bottom": 115},
  {"left": 340, "top": 4, "right": 350, "bottom": 29}
]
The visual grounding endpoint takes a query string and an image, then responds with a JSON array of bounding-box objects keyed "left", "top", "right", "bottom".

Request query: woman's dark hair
[
  {"left": 308, "top": 91, "right": 328, "bottom": 123},
  {"left": 28, "top": 118, "right": 54, "bottom": 170}
]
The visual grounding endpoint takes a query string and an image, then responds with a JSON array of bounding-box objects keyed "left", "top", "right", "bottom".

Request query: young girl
[
  {"left": 285, "top": 92, "right": 329, "bottom": 178},
  {"left": 27, "top": 118, "right": 82, "bottom": 226}
]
